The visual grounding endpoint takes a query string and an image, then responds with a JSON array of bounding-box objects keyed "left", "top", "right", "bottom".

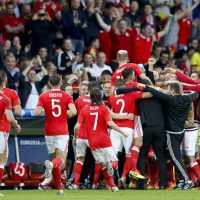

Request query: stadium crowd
[{"left": 0, "top": 0, "right": 200, "bottom": 195}]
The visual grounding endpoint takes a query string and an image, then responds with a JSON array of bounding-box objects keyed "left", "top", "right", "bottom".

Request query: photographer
[{"left": 26, "top": 8, "right": 57, "bottom": 57}]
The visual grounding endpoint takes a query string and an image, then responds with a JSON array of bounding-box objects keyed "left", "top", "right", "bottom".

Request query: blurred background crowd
[{"left": 0, "top": 0, "right": 200, "bottom": 109}]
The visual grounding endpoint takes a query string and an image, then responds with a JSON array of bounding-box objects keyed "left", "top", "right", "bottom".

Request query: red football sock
[
  {"left": 102, "top": 168, "right": 115, "bottom": 187},
  {"left": 150, "top": 162, "right": 158, "bottom": 185},
  {"left": 121, "top": 156, "right": 131, "bottom": 179},
  {"left": 166, "top": 161, "right": 175, "bottom": 183},
  {"left": 111, "top": 161, "right": 118, "bottom": 170},
  {"left": 0, "top": 166, "right": 4, "bottom": 183},
  {"left": 196, "top": 158, "right": 200, "bottom": 167},
  {"left": 52, "top": 167, "right": 62, "bottom": 190},
  {"left": 73, "top": 161, "right": 83, "bottom": 186},
  {"left": 52, "top": 157, "right": 63, "bottom": 168},
  {"left": 131, "top": 145, "right": 140, "bottom": 171},
  {"left": 190, "top": 161, "right": 200, "bottom": 180},
  {"left": 186, "top": 165, "right": 197, "bottom": 183},
  {"left": 93, "top": 163, "right": 102, "bottom": 185}
]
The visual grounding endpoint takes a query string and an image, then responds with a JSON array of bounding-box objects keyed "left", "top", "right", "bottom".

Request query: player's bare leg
[{"left": 129, "top": 136, "right": 145, "bottom": 180}]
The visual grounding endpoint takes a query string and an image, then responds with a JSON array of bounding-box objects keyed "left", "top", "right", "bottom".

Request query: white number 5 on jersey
[{"left": 51, "top": 99, "right": 61, "bottom": 117}]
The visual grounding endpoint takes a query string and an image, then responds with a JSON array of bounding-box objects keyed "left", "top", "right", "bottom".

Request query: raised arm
[
  {"left": 176, "top": 0, "right": 200, "bottom": 20},
  {"left": 95, "top": 10, "right": 111, "bottom": 32},
  {"left": 157, "top": 17, "right": 171, "bottom": 38},
  {"left": 143, "top": 85, "right": 172, "bottom": 102}
]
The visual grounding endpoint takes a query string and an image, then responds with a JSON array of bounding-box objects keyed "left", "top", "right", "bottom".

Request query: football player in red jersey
[
  {"left": 71, "top": 82, "right": 91, "bottom": 189},
  {"left": 0, "top": 75, "right": 21, "bottom": 191},
  {"left": 108, "top": 78, "right": 152, "bottom": 188},
  {"left": 35, "top": 74, "right": 77, "bottom": 195},
  {"left": 74, "top": 87, "right": 128, "bottom": 192}
]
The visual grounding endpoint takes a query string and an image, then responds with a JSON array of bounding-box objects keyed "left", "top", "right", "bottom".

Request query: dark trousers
[
  {"left": 137, "top": 126, "right": 167, "bottom": 187},
  {"left": 166, "top": 133, "right": 189, "bottom": 182}
]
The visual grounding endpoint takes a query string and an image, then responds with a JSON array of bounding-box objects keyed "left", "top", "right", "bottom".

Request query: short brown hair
[{"left": 49, "top": 74, "right": 61, "bottom": 86}]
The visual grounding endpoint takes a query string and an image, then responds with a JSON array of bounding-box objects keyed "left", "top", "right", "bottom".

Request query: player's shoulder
[
  {"left": 3, "top": 87, "right": 18, "bottom": 96},
  {"left": 0, "top": 93, "right": 11, "bottom": 104}
]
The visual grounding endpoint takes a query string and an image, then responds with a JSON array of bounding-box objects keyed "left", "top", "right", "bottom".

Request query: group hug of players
[{"left": 0, "top": 50, "right": 200, "bottom": 195}]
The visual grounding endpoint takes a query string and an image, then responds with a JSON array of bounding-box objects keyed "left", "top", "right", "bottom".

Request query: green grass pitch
[{"left": 0, "top": 190, "right": 199, "bottom": 200}]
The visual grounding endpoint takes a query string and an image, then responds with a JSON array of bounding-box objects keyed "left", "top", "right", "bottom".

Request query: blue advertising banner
[
  {"left": 7, "top": 136, "right": 17, "bottom": 163},
  {"left": 18, "top": 136, "right": 50, "bottom": 164}
]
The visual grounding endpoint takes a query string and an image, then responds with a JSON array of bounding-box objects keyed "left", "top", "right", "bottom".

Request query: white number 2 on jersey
[
  {"left": 116, "top": 99, "right": 127, "bottom": 114},
  {"left": 51, "top": 99, "right": 61, "bottom": 117},
  {"left": 90, "top": 112, "right": 98, "bottom": 130}
]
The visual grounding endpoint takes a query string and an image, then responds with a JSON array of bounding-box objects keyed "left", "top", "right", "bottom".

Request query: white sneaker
[
  {"left": 91, "top": 184, "right": 97, "bottom": 189},
  {"left": 111, "top": 186, "right": 119, "bottom": 192},
  {"left": 72, "top": 184, "right": 79, "bottom": 190},
  {"left": 57, "top": 190, "right": 64, "bottom": 195},
  {"left": 44, "top": 160, "right": 53, "bottom": 179},
  {"left": 105, "top": 162, "right": 114, "bottom": 176},
  {"left": 0, "top": 193, "right": 4, "bottom": 197}
]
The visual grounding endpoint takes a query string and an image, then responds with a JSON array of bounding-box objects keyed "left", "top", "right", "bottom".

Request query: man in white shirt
[{"left": 92, "top": 52, "right": 112, "bottom": 78}]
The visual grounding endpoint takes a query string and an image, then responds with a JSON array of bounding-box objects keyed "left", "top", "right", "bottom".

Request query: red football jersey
[
  {"left": 0, "top": 93, "right": 11, "bottom": 132},
  {"left": 37, "top": 89, "right": 74, "bottom": 136},
  {"left": 109, "top": 27, "right": 134, "bottom": 61},
  {"left": 75, "top": 95, "right": 91, "bottom": 139},
  {"left": 125, "top": 81, "right": 139, "bottom": 115},
  {"left": 111, "top": 63, "right": 143, "bottom": 86},
  {"left": 178, "top": 18, "right": 192, "bottom": 46},
  {"left": 131, "top": 33, "right": 158, "bottom": 64},
  {"left": 78, "top": 104, "right": 112, "bottom": 149},
  {"left": 2, "top": 88, "right": 21, "bottom": 133},
  {"left": 108, "top": 92, "right": 143, "bottom": 128},
  {"left": 34, "top": 1, "right": 62, "bottom": 21}
]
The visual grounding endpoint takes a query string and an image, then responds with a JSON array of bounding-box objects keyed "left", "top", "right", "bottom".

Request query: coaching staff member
[{"left": 138, "top": 81, "right": 198, "bottom": 190}]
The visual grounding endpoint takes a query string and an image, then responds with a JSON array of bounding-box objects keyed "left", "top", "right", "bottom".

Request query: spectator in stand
[
  {"left": 175, "top": 50, "right": 191, "bottom": 75},
  {"left": 11, "top": 36, "right": 24, "bottom": 60},
  {"left": 87, "top": 37, "right": 100, "bottom": 60},
  {"left": 56, "top": 38, "right": 80, "bottom": 75},
  {"left": 38, "top": 47, "right": 49, "bottom": 66},
  {"left": 116, "top": 0, "right": 130, "bottom": 14},
  {"left": 142, "top": 3, "right": 159, "bottom": 33},
  {"left": 34, "top": 0, "right": 62, "bottom": 21},
  {"left": 177, "top": 4, "right": 193, "bottom": 51},
  {"left": 124, "top": 0, "right": 142, "bottom": 28},
  {"left": 19, "top": 3, "right": 32, "bottom": 47},
  {"left": 1, "top": 54, "right": 20, "bottom": 91},
  {"left": 156, "top": 50, "right": 170, "bottom": 70},
  {"left": 188, "top": 38, "right": 199, "bottom": 50},
  {"left": 92, "top": 52, "right": 112, "bottom": 78},
  {"left": 84, "top": 0, "right": 101, "bottom": 46},
  {"left": 27, "top": 8, "right": 57, "bottom": 57},
  {"left": 0, "top": 2, "right": 24, "bottom": 40},
  {"left": 163, "top": 0, "right": 199, "bottom": 52},
  {"left": 19, "top": 58, "right": 49, "bottom": 109},
  {"left": 74, "top": 52, "right": 95, "bottom": 81},
  {"left": 131, "top": 21, "right": 171, "bottom": 64},
  {"left": 190, "top": 40, "right": 200, "bottom": 72},
  {"left": 152, "top": 44, "right": 163, "bottom": 60},
  {"left": 102, "top": 2, "right": 117, "bottom": 25},
  {"left": 62, "top": 0, "right": 87, "bottom": 53},
  {"left": 95, "top": 11, "right": 134, "bottom": 61}
]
